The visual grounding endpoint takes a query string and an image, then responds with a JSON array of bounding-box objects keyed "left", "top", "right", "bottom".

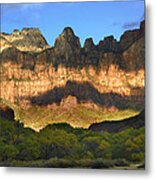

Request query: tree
[
  {"left": 0, "top": 120, "right": 15, "bottom": 143},
  {"left": 98, "top": 140, "right": 111, "bottom": 159},
  {"left": 0, "top": 141, "right": 19, "bottom": 162},
  {"left": 82, "top": 136, "right": 100, "bottom": 157},
  {"left": 38, "top": 129, "right": 78, "bottom": 159},
  {"left": 125, "top": 133, "right": 145, "bottom": 162},
  {"left": 16, "top": 138, "right": 41, "bottom": 161}
]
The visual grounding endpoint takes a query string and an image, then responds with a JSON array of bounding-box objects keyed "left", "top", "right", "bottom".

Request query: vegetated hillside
[
  {"left": 89, "top": 109, "right": 145, "bottom": 132},
  {"left": 0, "top": 21, "right": 145, "bottom": 130}
]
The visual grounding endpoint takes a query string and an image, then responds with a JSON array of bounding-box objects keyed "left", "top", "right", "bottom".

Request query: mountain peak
[
  {"left": 62, "top": 27, "right": 75, "bottom": 36},
  {"left": 98, "top": 35, "right": 119, "bottom": 52},
  {"left": 1, "top": 27, "right": 50, "bottom": 52},
  {"left": 103, "top": 35, "right": 116, "bottom": 41},
  {"left": 54, "top": 27, "right": 81, "bottom": 53},
  {"left": 84, "top": 38, "right": 95, "bottom": 52},
  {"left": 21, "top": 27, "right": 41, "bottom": 35}
]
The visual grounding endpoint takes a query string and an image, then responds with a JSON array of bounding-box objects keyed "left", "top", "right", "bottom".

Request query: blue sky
[{"left": 1, "top": 1, "right": 144, "bottom": 46}]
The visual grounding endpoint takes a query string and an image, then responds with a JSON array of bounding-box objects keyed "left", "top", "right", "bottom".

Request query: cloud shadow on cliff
[{"left": 23, "top": 80, "right": 144, "bottom": 111}]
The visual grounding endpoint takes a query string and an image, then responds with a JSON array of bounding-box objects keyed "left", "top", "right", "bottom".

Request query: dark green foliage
[
  {"left": 0, "top": 141, "right": 19, "bottom": 161},
  {"left": 16, "top": 138, "right": 41, "bottom": 161},
  {"left": 0, "top": 116, "right": 145, "bottom": 168},
  {"left": 38, "top": 128, "right": 78, "bottom": 159}
]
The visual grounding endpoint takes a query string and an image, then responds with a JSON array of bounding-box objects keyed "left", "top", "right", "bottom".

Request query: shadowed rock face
[
  {"left": 29, "top": 80, "right": 143, "bottom": 111},
  {"left": 0, "top": 20, "right": 145, "bottom": 71},
  {"left": 0, "top": 103, "right": 14, "bottom": 121},
  {"left": 89, "top": 109, "right": 145, "bottom": 132},
  {"left": 84, "top": 38, "right": 95, "bottom": 52},
  {"left": 53, "top": 27, "right": 81, "bottom": 67},
  {"left": 54, "top": 27, "right": 81, "bottom": 52},
  {"left": 119, "top": 20, "right": 145, "bottom": 51},
  {"left": 98, "top": 35, "right": 120, "bottom": 52}
]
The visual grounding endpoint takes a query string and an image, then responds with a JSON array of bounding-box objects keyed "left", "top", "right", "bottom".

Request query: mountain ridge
[
  {"left": 0, "top": 20, "right": 145, "bottom": 72},
  {"left": 1, "top": 20, "right": 144, "bottom": 52}
]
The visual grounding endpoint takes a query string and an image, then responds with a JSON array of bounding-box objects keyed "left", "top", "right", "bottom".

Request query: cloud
[
  {"left": 122, "top": 12, "right": 145, "bottom": 30},
  {"left": 122, "top": 21, "right": 139, "bottom": 29}
]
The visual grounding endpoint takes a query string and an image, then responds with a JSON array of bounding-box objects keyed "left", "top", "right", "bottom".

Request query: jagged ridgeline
[
  {"left": 0, "top": 21, "right": 144, "bottom": 70},
  {"left": 0, "top": 21, "right": 145, "bottom": 131}
]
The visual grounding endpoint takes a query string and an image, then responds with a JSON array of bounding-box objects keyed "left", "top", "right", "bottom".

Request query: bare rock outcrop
[{"left": 60, "top": 95, "right": 78, "bottom": 110}]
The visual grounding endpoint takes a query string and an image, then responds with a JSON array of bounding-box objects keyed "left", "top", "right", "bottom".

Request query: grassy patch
[
  {"left": 1, "top": 98, "right": 139, "bottom": 131},
  {"left": 6, "top": 105, "right": 139, "bottom": 131}
]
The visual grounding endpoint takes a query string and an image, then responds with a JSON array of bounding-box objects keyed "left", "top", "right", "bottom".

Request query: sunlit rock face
[
  {"left": 0, "top": 36, "right": 13, "bottom": 53},
  {"left": 0, "top": 28, "right": 50, "bottom": 52},
  {"left": 0, "top": 21, "right": 145, "bottom": 130}
]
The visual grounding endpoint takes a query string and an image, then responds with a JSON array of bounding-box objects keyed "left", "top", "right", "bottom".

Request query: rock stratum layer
[{"left": 0, "top": 21, "right": 145, "bottom": 131}]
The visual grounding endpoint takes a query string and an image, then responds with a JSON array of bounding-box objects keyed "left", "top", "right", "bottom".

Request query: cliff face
[{"left": 0, "top": 21, "right": 145, "bottom": 130}]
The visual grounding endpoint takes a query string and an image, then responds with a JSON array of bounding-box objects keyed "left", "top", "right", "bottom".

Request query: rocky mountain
[
  {"left": 0, "top": 28, "right": 50, "bottom": 52},
  {"left": 0, "top": 20, "right": 145, "bottom": 130}
]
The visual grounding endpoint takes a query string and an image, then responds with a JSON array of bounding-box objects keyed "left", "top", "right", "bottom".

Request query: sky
[{"left": 1, "top": 0, "right": 145, "bottom": 46}]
